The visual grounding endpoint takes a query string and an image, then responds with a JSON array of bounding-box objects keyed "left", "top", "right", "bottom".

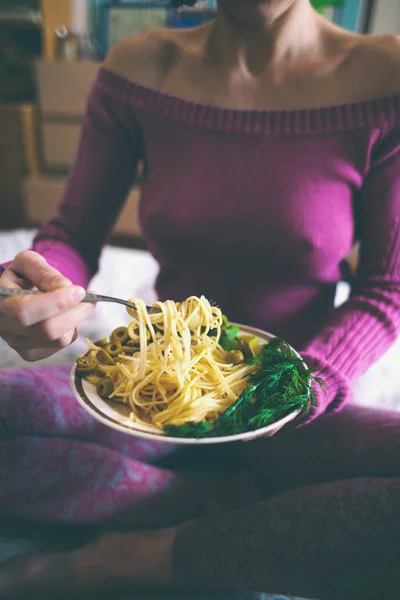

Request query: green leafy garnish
[
  {"left": 219, "top": 337, "right": 238, "bottom": 351},
  {"left": 218, "top": 315, "right": 241, "bottom": 351},
  {"left": 164, "top": 337, "right": 324, "bottom": 439},
  {"left": 224, "top": 324, "right": 240, "bottom": 339},
  {"left": 163, "top": 421, "right": 212, "bottom": 438}
]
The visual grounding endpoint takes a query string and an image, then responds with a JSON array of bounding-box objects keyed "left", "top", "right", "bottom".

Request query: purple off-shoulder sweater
[{"left": 2, "top": 68, "right": 400, "bottom": 421}]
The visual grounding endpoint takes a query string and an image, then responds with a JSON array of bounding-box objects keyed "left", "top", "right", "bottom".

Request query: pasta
[{"left": 76, "top": 296, "right": 261, "bottom": 431}]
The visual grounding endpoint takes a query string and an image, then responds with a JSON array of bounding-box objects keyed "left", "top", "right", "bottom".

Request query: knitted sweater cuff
[{"left": 297, "top": 353, "right": 352, "bottom": 425}]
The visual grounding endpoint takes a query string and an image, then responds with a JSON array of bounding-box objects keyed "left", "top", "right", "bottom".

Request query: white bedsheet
[{"left": 1, "top": 229, "right": 400, "bottom": 411}]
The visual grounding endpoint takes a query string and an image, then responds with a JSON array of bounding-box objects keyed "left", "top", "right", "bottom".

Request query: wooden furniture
[
  {"left": 0, "top": 0, "right": 71, "bottom": 230},
  {"left": 0, "top": 103, "right": 38, "bottom": 228},
  {"left": 23, "top": 177, "right": 142, "bottom": 238},
  {"left": 37, "top": 60, "right": 99, "bottom": 170},
  {"left": 40, "top": 0, "right": 71, "bottom": 60},
  {"left": 22, "top": 60, "right": 144, "bottom": 246}
]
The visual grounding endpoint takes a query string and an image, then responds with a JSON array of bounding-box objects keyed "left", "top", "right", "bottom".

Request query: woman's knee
[
  {"left": 232, "top": 403, "right": 400, "bottom": 493},
  {"left": 0, "top": 365, "right": 73, "bottom": 436}
]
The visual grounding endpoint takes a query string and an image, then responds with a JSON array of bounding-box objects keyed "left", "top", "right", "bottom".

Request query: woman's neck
[{"left": 204, "top": 0, "right": 326, "bottom": 77}]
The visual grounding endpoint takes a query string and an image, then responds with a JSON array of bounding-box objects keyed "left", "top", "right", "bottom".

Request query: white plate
[{"left": 70, "top": 324, "right": 302, "bottom": 445}]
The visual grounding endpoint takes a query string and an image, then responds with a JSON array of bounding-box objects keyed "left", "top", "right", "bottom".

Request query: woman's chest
[
  {"left": 138, "top": 120, "right": 372, "bottom": 275},
  {"left": 157, "top": 47, "right": 384, "bottom": 112}
]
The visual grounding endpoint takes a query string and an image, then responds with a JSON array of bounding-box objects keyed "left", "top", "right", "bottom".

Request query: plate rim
[{"left": 70, "top": 324, "right": 302, "bottom": 445}]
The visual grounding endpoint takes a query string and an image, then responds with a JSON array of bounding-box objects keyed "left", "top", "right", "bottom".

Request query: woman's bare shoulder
[
  {"left": 345, "top": 34, "right": 400, "bottom": 97},
  {"left": 103, "top": 27, "right": 199, "bottom": 88}
]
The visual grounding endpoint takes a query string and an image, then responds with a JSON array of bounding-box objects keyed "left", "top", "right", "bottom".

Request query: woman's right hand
[{"left": 0, "top": 251, "right": 95, "bottom": 362}]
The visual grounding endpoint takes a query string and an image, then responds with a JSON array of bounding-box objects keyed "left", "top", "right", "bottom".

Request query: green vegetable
[
  {"left": 219, "top": 337, "right": 238, "bottom": 351},
  {"left": 97, "top": 377, "right": 115, "bottom": 399},
  {"left": 105, "top": 341, "right": 122, "bottom": 357},
  {"left": 76, "top": 357, "right": 96, "bottom": 375},
  {"left": 219, "top": 314, "right": 241, "bottom": 350},
  {"left": 164, "top": 338, "right": 324, "bottom": 439},
  {"left": 223, "top": 324, "right": 240, "bottom": 340},
  {"left": 164, "top": 421, "right": 212, "bottom": 438},
  {"left": 111, "top": 326, "right": 129, "bottom": 345},
  {"left": 121, "top": 345, "right": 137, "bottom": 354},
  {"left": 227, "top": 350, "right": 245, "bottom": 365},
  {"left": 96, "top": 349, "right": 115, "bottom": 366},
  {"left": 237, "top": 335, "right": 259, "bottom": 359}
]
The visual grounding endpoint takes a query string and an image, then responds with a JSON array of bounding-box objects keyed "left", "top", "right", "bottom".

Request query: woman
[{"left": 0, "top": 0, "right": 400, "bottom": 598}]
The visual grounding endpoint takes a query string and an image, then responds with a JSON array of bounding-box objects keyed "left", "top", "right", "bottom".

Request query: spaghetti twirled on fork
[{"left": 78, "top": 296, "right": 256, "bottom": 430}]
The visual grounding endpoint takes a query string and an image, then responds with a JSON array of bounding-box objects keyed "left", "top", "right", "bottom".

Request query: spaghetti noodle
[{"left": 76, "top": 296, "right": 258, "bottom": 431}]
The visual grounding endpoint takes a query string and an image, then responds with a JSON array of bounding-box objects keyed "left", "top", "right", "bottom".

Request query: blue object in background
[
  {"left": 171, "top": 8, "right": 215, "bottom": 28},
  {"left": 91, "top": 0, "right": 218, "bottom": 57},
  {"left": 333, "top": 0, "right": 365, "bottom": 31},
  {"left": 93, "top": 1, "right": 173, "bottom": 58}
]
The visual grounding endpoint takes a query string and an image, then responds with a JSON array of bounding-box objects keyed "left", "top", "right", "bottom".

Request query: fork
[
  {"left": 0, "top": 287, "right": 220, "bottom": 313},
  {"left": 0, "top": 287, "right": 153, "bottom": 311}
]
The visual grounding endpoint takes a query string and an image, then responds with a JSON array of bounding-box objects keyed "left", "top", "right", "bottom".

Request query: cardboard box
[
  {"left": 37, "top": 61, "right": 100, "bottom": 118},
  {"left": 0, "top": 104, "right": 39, "bottom": 228},
  {"left": 22, "top": 176, "right": 142, "bottom": 237},
  {"left": 41, "top": 121, "right": 82, "bottom": 169}
]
